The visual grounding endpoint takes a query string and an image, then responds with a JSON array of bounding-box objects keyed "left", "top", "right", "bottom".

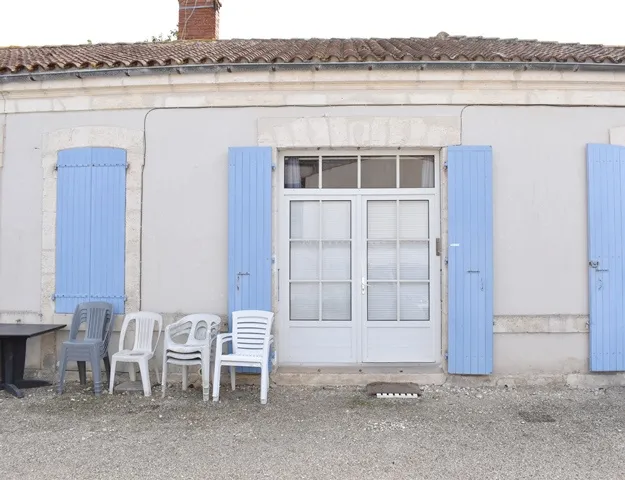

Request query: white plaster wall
[
  {"left": 462, "top": 106, "right": 625, "bottom": 316},
  {"left": 494, "top": 333, "right": 588, "bottom": 374}
]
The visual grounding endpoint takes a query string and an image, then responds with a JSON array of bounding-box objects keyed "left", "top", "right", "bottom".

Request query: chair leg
[
  {"left": 230, "top": 366, "right": 236, "bottom": 391},
  {"left": 212, "top": 361, "right": 221, "bottom": 402},
  {"left": 161, "top": 356, "right": 168, "bottom": 399},
  {"left": 108, "top": 358, "right": 118, "bottom": 394},
  {"left": 182, "top": 365, "right": 188, "bottom": 391},
  {"left": 138, "top": 360, "right": 151, "bottom": 397},
  {"left": 103, "top": 355, "right": 111, "bottom": 385},
  {"left": 57, "top": 348, "right": 69, "bottom": 394},
  {"left": 77, "top": 361, "right": 87, "bottom": 385},
  {"left": 260, "top": 364, "right": 269, "bottom": 405},
  {"left": 202, "top": 356, "right": 210, "bottom": 402},
  {"left": 91, "top": 350, "right": 102, "bottom": 396},
  {"left": 128, "top": 363, "right": 136, "bottom": 382}
]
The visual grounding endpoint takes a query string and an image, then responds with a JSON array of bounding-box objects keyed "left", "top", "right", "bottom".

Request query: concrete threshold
[{"left": 272, "top": 364, "right": 446, "bottom": 386}]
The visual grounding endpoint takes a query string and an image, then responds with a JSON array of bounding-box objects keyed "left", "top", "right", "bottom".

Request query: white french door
[
  {"left": 280, "top": 194, "right": 439, "bottom": 365},
  {"left": 279, "top": 151, "right": 440, "bottom": 365},
  {"left": 282, "top": 196, "right": 358, "bottom": 364},
  {"left": 360, "top": 196, "right": 438, "bottom": 362}
]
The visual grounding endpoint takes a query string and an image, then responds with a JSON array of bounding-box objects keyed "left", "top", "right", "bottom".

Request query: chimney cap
[{"left": 178, "top": 0, "right": 221, "bottom": 7}]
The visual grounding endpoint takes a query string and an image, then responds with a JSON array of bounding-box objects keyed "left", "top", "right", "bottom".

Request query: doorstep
[{"left": 271, "top": 364, "right": 446, "bottom": 386}]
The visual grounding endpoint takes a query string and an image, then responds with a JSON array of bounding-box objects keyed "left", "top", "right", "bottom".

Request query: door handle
[{"left": 361, "top": 277, "right": 370, "bottom": 295}]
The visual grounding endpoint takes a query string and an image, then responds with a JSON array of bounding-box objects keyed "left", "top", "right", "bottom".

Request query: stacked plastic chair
[
  {"left": 161, "top": 314, "right": 222, "bottom": 401},
  {"left": 58, "top": 302, "right": 114, "bottom": 396}
]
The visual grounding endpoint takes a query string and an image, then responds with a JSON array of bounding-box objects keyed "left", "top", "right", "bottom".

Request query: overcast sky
[{"left": 0, "top": 0, "right": 623, "bottom": 47}]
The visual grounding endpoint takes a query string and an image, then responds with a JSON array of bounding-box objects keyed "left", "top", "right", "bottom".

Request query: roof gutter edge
[{"left": 1, "top": 61, "right": 625, "bottom": 84}]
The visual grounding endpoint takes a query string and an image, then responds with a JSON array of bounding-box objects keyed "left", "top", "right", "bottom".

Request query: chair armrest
[
  {"left": 215, "top": 333, "right": 233, "bottom": 346},
  {"left": 260, "top": 334, "right": 274, "bottom": 359}
]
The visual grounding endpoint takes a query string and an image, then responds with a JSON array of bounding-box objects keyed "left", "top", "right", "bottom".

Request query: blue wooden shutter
[
  {"left": 90, "top": 148, "right": 127, "bottom": 314},
  {"left": 56, "top": 147, "right": 126, "bottom": 314},
  {"left": 447, "top": 146, "right": 494, "bottom": 374},
  {"left": 587, "top": 144, "right": 625, "bottom": 371},
  {"left": 228, "top": 147, "right": 272, "bottom": 373},
  {"left": 56, "top": 148, "right": 93, "bottom": 313},
  {"left": 228, "top": 147, "right": 273, "bottom": 314}
]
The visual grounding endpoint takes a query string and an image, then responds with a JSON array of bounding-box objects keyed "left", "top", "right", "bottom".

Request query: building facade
[{"left": 2, "top": 19, "right": 625, "bottom": 385}]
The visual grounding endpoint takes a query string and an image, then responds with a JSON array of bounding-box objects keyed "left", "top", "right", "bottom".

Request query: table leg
[
  {"left": 0, "top": 338, "right": 26, "bottom": 399},
  {"left": 0, "top": 383, "right": 23, "bottom": 398}
]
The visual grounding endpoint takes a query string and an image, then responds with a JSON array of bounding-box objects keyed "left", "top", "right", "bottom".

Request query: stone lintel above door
[{"left": 258, "top": 116, "right": 461, "bottom": 149}]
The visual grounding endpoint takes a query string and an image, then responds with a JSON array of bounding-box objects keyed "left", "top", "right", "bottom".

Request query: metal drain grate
[
  {"left": 366, "top": 382, "right": 422, "bottom": 398},
  {"left": 518, "top": 411, "right": 556, "bottom": 423},
  {"left": 376, "top": 393, "right": 421, "bottom": 399}
]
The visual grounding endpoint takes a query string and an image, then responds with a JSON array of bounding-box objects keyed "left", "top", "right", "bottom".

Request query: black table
[{"left": 0, "top": 324, "right": 66, "bottom": 398}]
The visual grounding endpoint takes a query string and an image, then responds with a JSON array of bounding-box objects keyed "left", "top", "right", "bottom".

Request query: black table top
[{"left": 0, "top": 324, "right": 66, "bottom": 339}]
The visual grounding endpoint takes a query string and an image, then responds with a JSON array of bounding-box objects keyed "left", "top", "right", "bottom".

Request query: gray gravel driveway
[{"left": 1, "top": 383, "right": 625, "bottom": 479}]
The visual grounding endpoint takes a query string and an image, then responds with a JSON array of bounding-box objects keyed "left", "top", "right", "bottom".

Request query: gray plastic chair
[{"left": 57, "top": 302, "right": 114, "bottom": 396}]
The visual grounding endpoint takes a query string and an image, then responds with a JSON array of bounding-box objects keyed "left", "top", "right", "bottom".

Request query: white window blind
[{"left": 290, "top": 200, "right": 352, "bottom": 322}]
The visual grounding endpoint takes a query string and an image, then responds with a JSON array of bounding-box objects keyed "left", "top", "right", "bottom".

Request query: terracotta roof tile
[{"left": 1, "top": 34, "right": 625, "bottom": 74}]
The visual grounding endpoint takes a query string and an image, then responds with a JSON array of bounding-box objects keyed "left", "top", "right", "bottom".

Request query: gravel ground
[{"left": 1, "top": 382, "right": 625, "bottom": 479}]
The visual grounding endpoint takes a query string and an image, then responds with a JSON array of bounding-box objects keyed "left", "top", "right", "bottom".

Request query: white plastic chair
[
  {"left": 161, "top": 313, "right": 222, "bottom": 401},
  {"left": 109, "top": 312, "right": 163, "bottom": 397},
  {"left": 212, "top": 310, "right": 275, "bottom": 405}
]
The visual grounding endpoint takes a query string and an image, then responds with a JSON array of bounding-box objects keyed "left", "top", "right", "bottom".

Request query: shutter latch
[{"left": 236, "top": 272, "right": 250, "bottom": 291}]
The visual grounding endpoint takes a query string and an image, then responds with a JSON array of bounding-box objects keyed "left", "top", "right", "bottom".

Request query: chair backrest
[
  {"left": 119, "top": 312, "right": 163, "bottom": 353},
  {"left": 232, "top": 310, "right": 274, "bottom": 355},
  {"left": 69, "top": 302, "right": 114, "bottom": 344},
  {"left": 165, "top": 314, "right": 221, "bottom": 349}
]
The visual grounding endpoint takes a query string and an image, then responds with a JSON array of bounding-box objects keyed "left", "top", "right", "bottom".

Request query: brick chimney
[{"left": 178, "top": 0, "right": 221, "bottom": 41}]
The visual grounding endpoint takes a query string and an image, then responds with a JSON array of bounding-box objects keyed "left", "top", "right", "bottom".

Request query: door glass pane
[
  {"left": 368, "top": 283, "right": 397, "bottom": 321},
  {"left": 399, "top": 200, "right": 428, "bottom": 239},
  {"left": 284, "top": 157, "right": 320, "bottom": 189},
  {"left": 400, "top": 283, "right": 429, "bottom": 320},
  {"left": 322, "top": 201, "right": 350, "bottom": 240},
  {"left": 289, "top": 199, "right": 353, "bottom": 323},
  {"left": 290, "top": 241, "right": 319, "bottom": 280},
  {"left": 290, "top": 283, "right": 319, "bottom": 320},
  {"left": 399, "top": 241, "right": 429, "bottom": 281},
  {"left": 322, "top": 283, "right": 351, "bottom": 320},
  {"left": 322, "top": 242, "right": 351, "bottom": 280},
  {"left": 290, "top": 201, "right": 319, "bottom": 240},
  {"left": 361, "top": 156, "right": 397, "bottom": 188},
  {"left": 321, "top": 156, "right": 358, "bottom": 188},
  {"left": 367, "top": 241, "right": 397, "bottom": 280},
  {"left": 400, "top": 156, "right": 435, "bottom": 188},
  {"left": 367, "top": 201, "right": 397, "bottom": 239}
]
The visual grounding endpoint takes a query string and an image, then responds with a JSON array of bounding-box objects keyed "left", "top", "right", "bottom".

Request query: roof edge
[{"left": 2, "top": 60, "right": 625, "bottom": 85}]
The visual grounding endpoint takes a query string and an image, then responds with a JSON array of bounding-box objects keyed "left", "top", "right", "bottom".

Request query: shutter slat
[
  {"left": 447, "top": 146, "right": 493, "bottom": 375},
  {"left": 587, "top": 144, "right": 625, "bottom": 372},
  {"left": 90, "top": 148, "right": 126, "bottom": 314},
  {"left": 55, "top": 148, "right": 92, "bottom": 313}
]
